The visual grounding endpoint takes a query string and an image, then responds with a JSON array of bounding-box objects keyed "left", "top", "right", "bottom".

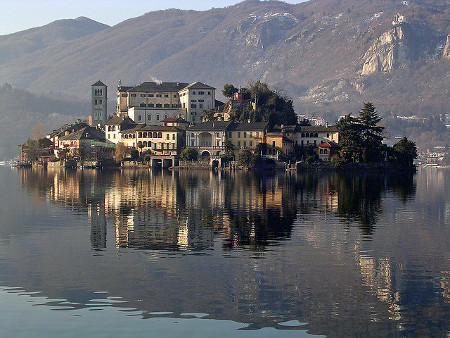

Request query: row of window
[
  {"left": 137, "top": 132, "right": 176, "bottom": 140},
  {"left": 228, "top": 131, "right": 261, "bottom": 138},
  {"left": 137, "top": 141, "right": 176, "bottom": 150},
  {"left": 136, "top": 113, "right": 170, "bottom": 122},
  {"left": 94, "top": 89, "right": 103, "bottom": 96},
  {"left": 139, "top": 103, "right": 181, "bottom": 108},
  {"left": 128, "top": 93, "right": 176, "bottom": 98},
  {"left": 94, "top": 99, "right": 103, "bottom": 105}
]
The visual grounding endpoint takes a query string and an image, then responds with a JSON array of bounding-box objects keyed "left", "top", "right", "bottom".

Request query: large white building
[{"left": 115, "top": 81, "right": 215, "bottom": 124}]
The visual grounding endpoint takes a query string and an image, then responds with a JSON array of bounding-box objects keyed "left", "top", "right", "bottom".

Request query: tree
[
  {"left": 336, "top": 103, "right": 384, "bottom": 163},
  {"left": 130, "top": 148, "right": 139, "bottom": 160},
  {"left": 336, "top": 114, "right": 363, "bottom": 162},
  {"left": 223, "top": 140, "right": 235, "bottom": 155},
  {"left": 114, "top": 142, "right": 127, "bottom": 163},
  {"left": 180, "top": 148, "right": 198, "bottom": 161},
  {"left": 222, "top": 84, "right": 238, "bottom": 98},
  {"left": 393, "top": 136, "right": 417, "bottom": 167},
  {"left": 358, "top": 102, "right": 384, "bottom": 162},
  {"left": 203, "top": 108, "right": 217, "bottom": 122},
  {"left": 237, "top": 149, "right": 254, "bottom": 167}
]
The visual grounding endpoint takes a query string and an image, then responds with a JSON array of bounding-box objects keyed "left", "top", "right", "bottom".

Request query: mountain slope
[
  {"left": 0, "top": 0, "right": 447, "bottom": 116},
  {"left": 0, "top": 17, "right": 109, "bottom": 66}
]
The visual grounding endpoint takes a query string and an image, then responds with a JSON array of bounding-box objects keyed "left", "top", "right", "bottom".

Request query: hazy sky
[{"left": 1, "top": 0, "right": 307, "bottom": 36}]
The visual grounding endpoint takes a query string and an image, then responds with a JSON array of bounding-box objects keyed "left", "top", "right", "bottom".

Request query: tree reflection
[{"left": 329, "top": 171, "right": 416, "bottom": 236}]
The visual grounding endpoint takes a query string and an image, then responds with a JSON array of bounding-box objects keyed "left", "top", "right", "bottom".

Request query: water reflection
[
  {"left": 17, "top": 168, "right": 420, "bottom": 251},
  {"left": 7, "top": 167, "right": 448, "bottom": 335}
]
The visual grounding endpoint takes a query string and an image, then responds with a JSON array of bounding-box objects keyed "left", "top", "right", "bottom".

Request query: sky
[{"left": 1, "top": 0, "right": 307, "bottom": 36}]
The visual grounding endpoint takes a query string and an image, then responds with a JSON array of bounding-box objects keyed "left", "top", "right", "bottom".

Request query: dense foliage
[
  {"left": 336, "top": 103, "right": 385, "bottom": 163},
  {"left": 180, "top": 148, "right": 198, "bottom": 161},
  {"left": 224, "top": 81, "right": 297, "bottom": 127}
]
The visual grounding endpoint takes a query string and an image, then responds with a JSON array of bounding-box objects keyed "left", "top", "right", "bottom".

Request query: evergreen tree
[
  {"left": 358, "top": 102, "right": 384, "bottom": 162},
  {"left": 393, "top": 136, "right": 417, "bottom": 167}
]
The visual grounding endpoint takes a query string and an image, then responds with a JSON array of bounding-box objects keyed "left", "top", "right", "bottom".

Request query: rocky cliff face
[
  {"left": 443, "top": 34, "right": 450, "bottom": 59},
  {"left": 361, "top": 14, "right": 447, "bottom": 75}
]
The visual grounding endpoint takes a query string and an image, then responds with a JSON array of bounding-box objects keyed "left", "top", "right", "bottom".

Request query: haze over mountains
[{"left": 0, "top": 0, "right": 448, "bottom": 159}]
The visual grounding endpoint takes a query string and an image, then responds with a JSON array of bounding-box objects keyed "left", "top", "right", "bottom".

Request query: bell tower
[{"left": 91, "top": 80, "right": 107, "bottom": 126}]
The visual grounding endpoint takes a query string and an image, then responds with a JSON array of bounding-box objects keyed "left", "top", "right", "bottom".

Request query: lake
[{"left": 0, "top": 166, "right": 448, "bottom": 337}]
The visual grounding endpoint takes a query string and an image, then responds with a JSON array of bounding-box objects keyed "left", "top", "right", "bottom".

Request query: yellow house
[{"left": 226, "top": 122, "right": 268, "bottom": 151}]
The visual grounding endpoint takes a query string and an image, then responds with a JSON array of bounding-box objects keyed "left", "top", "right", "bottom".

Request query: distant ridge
[{"left": 0, "top": 0, "right": 447, "bottom": 117}]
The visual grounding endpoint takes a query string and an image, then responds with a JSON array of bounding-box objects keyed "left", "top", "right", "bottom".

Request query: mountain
[
  {"left": 0, "top": 17, "right": 109, "bottom": 66},
  {"left": 0, "top": 84, "right": 88, "bottom": 160},
  {"left": 0, "top": 0, "right": 447, "bottom": 158}
]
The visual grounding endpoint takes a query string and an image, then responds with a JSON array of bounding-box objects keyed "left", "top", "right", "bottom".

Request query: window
[
  {"left": 172, "top": 134, "right": 176, "bottom": 140},
  {"left": 198, "top": 99, "right": 204, "bottom": 102},
  {"left": 156, "top": 103, "right": 162, "bottom": 108},
  {"left": 164, "top": 104, "right": 170, "bottom": 108},
  {"left": 131, "top": 93, "right": 136, "bottom": 97},
  {"left": 198, "top": 91, "right": 205, "bottom": 95},
  {"left": 238, "top": 132, "right": 241, "bottom": 138},
  {"left": 113, "top": 134, "right": 115, "bottom": 139},
  {"left": 191, "top": 100, "right": 197, "bottom": 102},
  {"left": 121, "top": 94, "right": 127, "bottom": 97},
  {"left": 156, "top": 94, "right": 162, "bottom": 97},
  {"left": 138, "top": 115, "right": 142, "bottom": 121},
  {"left": 243, "top": 141, "right": 247, "bottom": 148},
  {"left": 193, "top": 91, "right": 196, "bottom": 95},
  {"left": 158, "top": 132, "right": 162, "bottom": 138},
  {"left": 148, "top": 114, "right": 152, "bottom": 120},
  {"left": 149, "top": 94, "right": 154, "bottom": 97},
  {"left": 237, "top": 141, "right": 241, "bottom": 147},
  {"left": 191, "top": 104, "right": 197, "bottom": 108},
  {"left": 164, "top": 94, "right": 169, "bottom": 98},
  {"left": 207, "top": 91, "right": 211, "bottom": 95},
  {"left": 140, "top": 102, "right": 146, "bottom": 107},
  {"left": 250, "top": 141, "right": 253, "bottom": 147},
  {"left": 148, "top": 103, "right": 154, "bottom": 107},
  {"left": 166, "top": 134, "right": 169, "bottom": 140},
  {"left": 243, "top": 132, "right": 247, "bottom": 138},
  {"left": 140, "top": 94, "right": 146, "bottom": 97},
  {"left": 272, "top": 141, "right": 276, "bottom": 147},
  {"left": 174, "top": 94, "right": 177, "bottom": 98},
  {"left": 94, "top": 99, "right": 97, "bottom": 105},
  {"left": 199, "top": 104, "right": 203, "bottom": 109},
  {"left": 164, "top": 114, "right": 168, "bottom": 119},
  {"left": 156, "top": 115, "right": 160, "bottom": 121}
]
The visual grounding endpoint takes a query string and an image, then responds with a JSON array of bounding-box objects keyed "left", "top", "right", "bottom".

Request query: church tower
[{"left": 91, "top": 81, "right": 107, "bottom": 126}]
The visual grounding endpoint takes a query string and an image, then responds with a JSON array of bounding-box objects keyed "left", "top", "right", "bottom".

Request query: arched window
[
  {"left": 301, "top": 133, "right": 305, "bottom": 137},
  {"left": 158, "top": 132, "right": 162, "bottom": 138},
  {"left": 143, "top": 141, "right": 148, "bottom": 147},
  {"left": 143, "top": 132, "right": 147, "bottom": 138}
]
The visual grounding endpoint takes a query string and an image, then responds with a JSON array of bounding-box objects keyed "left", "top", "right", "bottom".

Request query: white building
[
  {"left": 178, "top": 82, "right": 215, "bottom": 123},
  {"left": 116, "top": 81, "right": 215, "bottom": 124}
]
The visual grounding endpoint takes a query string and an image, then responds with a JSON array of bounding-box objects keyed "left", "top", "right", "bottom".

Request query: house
[
  {"left": 162, "top": 116, "right": 189, "bottom": 129},
  {"left": 105, "top": 116, "right": 136, "bottom": 144},
  {"left": 317, "top": 141, "right": 340, "bottom": 161},
  {"left": 134, "top": 125, "right": 186, "bottom": 156},
  {"left": 57, "top": 126, "right": 110, "bottom": 160},
  {"left": 186, "top": 121, "right": 231, "bottom": 158},
  {"left": 47, "top": 121, "right": 89, "bottom": 149},
  {"left": 226, "top": 122, "right": 268, "bottom": 151},
  {"left": 295, "top": 125, "right": 339, "bottom": 147}
]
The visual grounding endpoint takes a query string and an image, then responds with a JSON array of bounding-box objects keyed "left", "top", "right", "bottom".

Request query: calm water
[{"left": 0, "top": 166, "right": 448, "bottom": 337}]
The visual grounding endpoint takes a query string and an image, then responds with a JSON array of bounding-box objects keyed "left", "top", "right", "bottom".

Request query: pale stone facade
[{"left": 91, "top": 81, "right": 107, "bottom": 126}]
